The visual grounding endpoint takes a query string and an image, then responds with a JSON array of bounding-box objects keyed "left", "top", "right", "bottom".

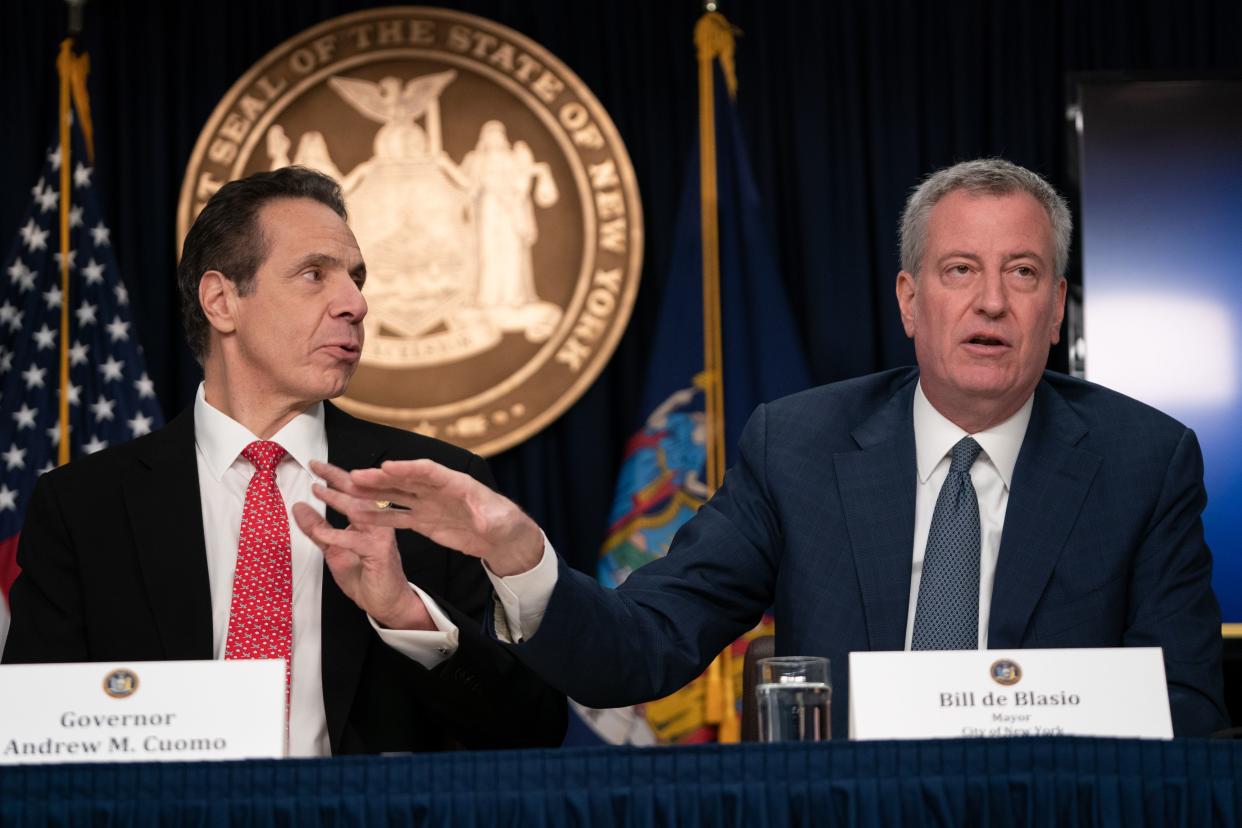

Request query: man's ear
[
  {"left": 198, "top": 270, "right": 239, "bottom": 335},
  {"left": 896, "top": 271, "right": 917, "bottom": 339},
  {"left": 1049, "top": 276, "right": 1068, "bottom": 345}
]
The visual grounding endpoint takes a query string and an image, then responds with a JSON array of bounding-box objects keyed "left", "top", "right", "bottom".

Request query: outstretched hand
[
  {"left": 304, "top": 458, "right": 545, "bottom": 577},
  {"left": 290, "top": 502, "right": 435, "bottom": 631}
]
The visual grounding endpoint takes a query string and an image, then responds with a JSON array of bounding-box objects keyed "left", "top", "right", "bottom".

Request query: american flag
[{"left": 0, "top": 109, "right": 164, "bottom": 647}]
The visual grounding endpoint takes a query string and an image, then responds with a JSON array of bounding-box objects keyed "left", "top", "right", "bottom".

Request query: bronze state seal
[{"left": 178, "top": 7, "right": 642, "bottom": 455}]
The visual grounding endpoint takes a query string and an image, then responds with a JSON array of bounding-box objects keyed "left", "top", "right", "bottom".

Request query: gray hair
[{"left": 899, "top": 158, "right": 1072, "bottom": 277}]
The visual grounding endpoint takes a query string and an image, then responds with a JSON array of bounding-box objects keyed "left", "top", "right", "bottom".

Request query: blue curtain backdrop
[{"left": 3, "top": 0, "right": 1241, "bottom": 593}]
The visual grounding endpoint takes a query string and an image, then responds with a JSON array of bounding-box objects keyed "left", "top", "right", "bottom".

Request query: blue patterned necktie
[{"left": 911, "top": 436, "right": 983, "bottom": 650}]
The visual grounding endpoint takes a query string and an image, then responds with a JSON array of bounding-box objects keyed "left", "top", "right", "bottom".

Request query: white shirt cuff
[
  {"left": 368, "top": 583, "right": 459, "bottom": 669},
  {"left": 483, "top": 534, "right": 558, "bottom": 643}
]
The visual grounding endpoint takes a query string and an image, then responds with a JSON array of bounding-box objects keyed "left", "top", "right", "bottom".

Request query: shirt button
[{"left": 437, "top": 646, "right": 449, "bottom": 655}]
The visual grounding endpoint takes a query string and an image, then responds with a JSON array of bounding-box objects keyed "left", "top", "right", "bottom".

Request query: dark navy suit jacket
[{"left": 501, "top": 368, "right": 1228, "bottom": 737}]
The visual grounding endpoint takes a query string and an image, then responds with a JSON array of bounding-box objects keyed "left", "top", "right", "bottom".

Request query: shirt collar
[
  {"left": 912, "top": 380, "right": 1033, "bottom": 489},
  {"left": 193, "top": 383, "right": 328, "bottom": 481}
]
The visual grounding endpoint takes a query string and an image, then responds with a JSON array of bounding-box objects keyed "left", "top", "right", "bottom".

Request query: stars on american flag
[
  {"left": 35, "top": 185, "right": 58, "bottom": 214},
  {"left": 8, "top": 260, "right": 37, "bottom": 293},
  {"left": 0, "top": 302, "right": 22, "bottom": 332},
  {"left": 11, "top": 404, "right": 37, "bottom": 430},
  {"left": 98, "top": 356, "right": 124, "bottom": 382},
  {"left": 21, "top": 364, "right": 46, "bottom": 389},
  {"left": 52, "top": 248, "right": 76, "bottom": 271},
  {"left": 128, "top": 411, "right": 153, "bottom": 437},
  {"left": 105, "top": 316, "right": 129, "bottom": 342},
  {"left": 1, "top": 122, "right": 164, "bottom": 538},
  {"left": 32, "top": 324, "right": 56, "bottom": 351},
  {"left": 90, "top": 395, "right": 115, "bottom": 421},
  {"left": 2, "top": 445, "right": 26, "bottom": 471},
  {"left": 81, "top": 258, "right": 104, "bottom": 285},
  {"left": 75, "top": 300, "right": 97, "bottom": 326},
  {"left": 19, "top": 219, "right": 49, "bottom": 253},
  {"left": 134, "top": 372, "right": 155, "bottom": 399}
]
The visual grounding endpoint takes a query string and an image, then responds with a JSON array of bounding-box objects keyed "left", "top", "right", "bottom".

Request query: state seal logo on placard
[
  {"left": 989, "top": 659, "right": 1022, "bottom": 686},
  {"left": 178, "top": 7, "right": 643, "bottom": 455},
  {"left": 102, "top": 668, "right": 139, "bottom": 699}
]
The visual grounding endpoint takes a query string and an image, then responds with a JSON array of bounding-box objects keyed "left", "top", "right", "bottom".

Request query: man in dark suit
[
  {"left": 3, "top": 167, "right": 566, "bottom": 755},
  {"left": 306, "top": 159, "right": 1229, "bottom": 737}
]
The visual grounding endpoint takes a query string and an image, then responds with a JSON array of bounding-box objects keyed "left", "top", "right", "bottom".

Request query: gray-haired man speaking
[{"left": 305, "top": 158, "right": 1229, "bottom": 738}]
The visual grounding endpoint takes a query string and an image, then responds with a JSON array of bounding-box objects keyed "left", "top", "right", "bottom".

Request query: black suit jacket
[{"left": 3, "top": 402, "right": 566, "bottom": 754}]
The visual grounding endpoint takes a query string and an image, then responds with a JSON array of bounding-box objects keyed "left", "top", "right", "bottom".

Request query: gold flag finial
[{"left": 694, "top": 12, "right": 737, "bottom": 99}]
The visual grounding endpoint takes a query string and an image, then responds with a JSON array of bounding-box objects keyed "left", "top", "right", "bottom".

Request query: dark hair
[{"left": 177, "top": 166, "right": 347, "bottom": 361}]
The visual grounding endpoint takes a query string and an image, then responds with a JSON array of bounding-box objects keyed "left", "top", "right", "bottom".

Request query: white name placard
[
  {"left": 0, "top": 660, "right": 285, "bottom": 764},
  {"left": 849, "top": 647, "right": 1172, "bottom": 740}
]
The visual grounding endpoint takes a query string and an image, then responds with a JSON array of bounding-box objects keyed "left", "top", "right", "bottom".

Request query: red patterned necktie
[{"left": 224, "top": 440, "right": 293, "bottom": 710}]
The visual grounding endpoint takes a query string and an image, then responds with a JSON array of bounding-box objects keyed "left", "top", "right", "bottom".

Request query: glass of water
[{"left": 755, "top": 656, "right": 831, "bottom": 742}]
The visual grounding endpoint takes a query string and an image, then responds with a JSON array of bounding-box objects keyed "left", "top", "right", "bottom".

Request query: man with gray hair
[{"left": 305, "top": 158, "right": 1228, "bottom": 737}]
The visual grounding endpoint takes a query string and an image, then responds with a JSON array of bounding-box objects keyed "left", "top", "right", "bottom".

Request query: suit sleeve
[
  {"left": 489, "top": 404, "right": 780, "bottom": 708},
  {"left": 2, "top": 472, "right": 89, "bottom": 664},
  {"left": 397, "top": 453, "right": 567, "bottom": 749},
  {"left": 1123, "top": 427, "right": 1229, "bottom": 736}
]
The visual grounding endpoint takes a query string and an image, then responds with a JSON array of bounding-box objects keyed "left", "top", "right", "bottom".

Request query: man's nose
[
  {"left": 333, "top": 275, "right": 368, "bottom": 322},
  {"left": 975, "top": 269, "right": 1008, "bottom": 317}
]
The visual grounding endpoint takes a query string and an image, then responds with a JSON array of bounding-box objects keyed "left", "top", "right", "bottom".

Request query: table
[{"left": 3, "top": 737, "right": 1240, "bottom": 826}]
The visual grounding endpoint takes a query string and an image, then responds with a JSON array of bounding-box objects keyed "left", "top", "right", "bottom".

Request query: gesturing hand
[
  {"left": 304, "top": 458, "right": 545, "bottom": 577},
  {"left": 290, "top": 502, "right": 435, "bottom": 631}
]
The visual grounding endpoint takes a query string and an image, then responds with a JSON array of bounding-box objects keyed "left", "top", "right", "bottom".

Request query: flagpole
[
  {"left": 55, "top": 41, "right": 74, "bottom": 466},
  {"left": 54, "top": 1, "right": 93, "bottom": 466},
  {"left": 694, "top": 8, "right": 741, "bottom": 744}
]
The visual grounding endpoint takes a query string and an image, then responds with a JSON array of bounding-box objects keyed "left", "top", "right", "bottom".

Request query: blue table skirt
[{"left": 2, "top": 737, "right": 1240, "bottom": 827}]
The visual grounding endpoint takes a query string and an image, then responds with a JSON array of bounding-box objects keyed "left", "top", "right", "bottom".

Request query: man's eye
[
  {"left": 1013, "top": 266, "right": 1035, "bottom": 278},
  {"left": 949, "top": 264, "right": 971, "bottom": 276},
  {"left": 302, "top": 269, "right": 322, "bottom": 282}
]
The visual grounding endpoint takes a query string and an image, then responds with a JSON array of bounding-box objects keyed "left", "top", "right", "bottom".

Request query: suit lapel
[
  {"left": 834, "top": 377, "right": 918, "bottom": 652},
  {"left": 320, "top": 403, "right": 389, "bottom": 752},
  {"left": 988, "top": 380, "right": 1101, "bottom": 647},
  {"left": 123, "top": 408, "right": 213, "bottom": 659}
]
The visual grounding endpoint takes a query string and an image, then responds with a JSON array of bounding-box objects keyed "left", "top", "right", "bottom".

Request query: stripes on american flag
[{"left": 0, "top": 110, "right": 164, "bottom": 645}]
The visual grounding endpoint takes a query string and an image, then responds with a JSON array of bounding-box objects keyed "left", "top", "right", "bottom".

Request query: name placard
[
  {"left": 0, "top": 660, "right": 285, "bottom": 764},
  {"left": 848, "top": 647, "right": 1172, "bottom": 740}
]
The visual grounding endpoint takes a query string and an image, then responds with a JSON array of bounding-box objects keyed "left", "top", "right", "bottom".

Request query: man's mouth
[
  {"left": 962, "top": 334, "right": 1011, "bottom": 355},
  {"left": 967, "top": 335, "right": 1007, "bottom": 346},
  {"left": 322, "top": 341, "right": 362, "bottom": 362}
]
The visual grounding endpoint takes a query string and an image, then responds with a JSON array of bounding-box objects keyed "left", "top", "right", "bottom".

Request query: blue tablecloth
[{"left": 2, "top": 737, "right": 1240, "bottom": 826}]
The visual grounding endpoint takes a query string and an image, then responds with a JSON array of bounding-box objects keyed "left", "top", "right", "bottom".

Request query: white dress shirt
[
  {"left": 486, "top": 382, "right": 1034, "bottom": 650},
  {"left": 905, "top": 382, "right": 1032, "bottom": 649},
  {"left": 194, "top": 385, "right": 459, "bottom": 756}
]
